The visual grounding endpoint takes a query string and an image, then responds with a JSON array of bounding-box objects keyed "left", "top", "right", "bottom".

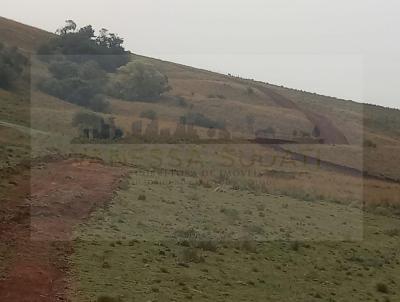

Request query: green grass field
[{"left": 68, "top": 169, "right": 399, "bottom": 302}]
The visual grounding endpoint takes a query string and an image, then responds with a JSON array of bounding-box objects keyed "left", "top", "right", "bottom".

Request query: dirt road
[
  {"left": 0, "top": 159, "right": 126, "bottom": 302},
  {"left": 248, "top": 82, "right": 349, "bottom": 145}
]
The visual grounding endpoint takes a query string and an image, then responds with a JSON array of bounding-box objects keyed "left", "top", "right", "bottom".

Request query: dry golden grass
[{"left": 0, "top": 16, "right": 51, "bottom": 53}]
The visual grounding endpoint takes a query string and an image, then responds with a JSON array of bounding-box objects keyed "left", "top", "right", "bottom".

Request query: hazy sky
[{"left": 3, "top": 0, "right": 400, "bottom": 108}]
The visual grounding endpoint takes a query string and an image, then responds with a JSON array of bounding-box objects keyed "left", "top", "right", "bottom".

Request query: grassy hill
[
  {"left": 1, "top": 15, "right": 399, "bottom": 206},
  {"left": 1, "top": 16, "right": 400, "bottom": 302},
  {"left": 0, "top": 16, "right": 51, "bottom": 53}
]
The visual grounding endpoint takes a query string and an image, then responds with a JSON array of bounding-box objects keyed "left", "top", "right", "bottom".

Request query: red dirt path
[{"left": 0, "top": 159, "right": 126, "bottom": 302}]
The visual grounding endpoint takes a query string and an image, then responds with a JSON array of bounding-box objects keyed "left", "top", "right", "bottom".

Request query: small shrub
[
  {"left": 160, "top": 267, "right": 169, "bottom": 273},
  {"left": 246, "top": 87, "right": 254, "bottom": 95},
  {"left": 376, "top": 282, "right": 389, "bottom": 293},
  {"left": 181, "top": 247, "right": 204, "bottom": 263},
  {"left": 364, "top": 139, "right": 377, "bottom": 148},
  {"left": 140, "top": 109, "right": 157, "bottom": 120},
  {"left": 238, "top": 239, "right": 257, "bottom": 253},
  {"left": 290, "top": 241, "right": 300, "bottom": 251},
  {"left": 102, "top": 261, "right": 111, "bottom": 269},
  {"left": 97, "top": 295, "right": 122, "bottom": 302},
  {"left": 176, "top": 95, "right": 188, "bottom": 107},
  {"left": 138, "top": 194, "right": 146, "bottom": 201},
  {"left": 183, "top": 112, "right": 225, "bottom": 129}
]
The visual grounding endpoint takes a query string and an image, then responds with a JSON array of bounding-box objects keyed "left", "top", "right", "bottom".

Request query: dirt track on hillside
[
  {"left": 250, "top": 83, "right": 349, "bottom": 145},
  {"left": 0, "top": 159, "right": 126, "bottom": 302}
]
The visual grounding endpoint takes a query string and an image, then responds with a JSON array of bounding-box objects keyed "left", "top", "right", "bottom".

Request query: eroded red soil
[{"left": 0, "top": 159, "right": 126, "bottom": 301}]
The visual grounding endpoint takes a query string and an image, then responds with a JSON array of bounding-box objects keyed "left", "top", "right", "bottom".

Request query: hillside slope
[
  {"left": 1, "top": 16, "right": 400, "bottom": 181},
  {"left": 0, "top": 17, "right": 51, "bottom": 53},
  {"left": 1, "top": 16, "right": 400, "bottom": 302}
]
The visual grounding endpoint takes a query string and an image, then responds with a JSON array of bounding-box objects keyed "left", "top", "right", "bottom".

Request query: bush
[
  {"left": 376, "top": 282, "right": 389, "bottom": 293},
  {"left": 140, "top": 109, "right": 157, "bottom": 120},
  {"left": 48, "top": 61, "right": 79, "bottom": 79},
  {"left": 138, "top": 194, "right": 146, "bottom": 201},
  {"left": 312, "top": 126, "right": 321, "bottom": 137},
  {"left": 290, "top": 241, "right": 301, "bottom": 251},
  {"left": 176, "top": 95, "right": 188, "bottom": 107},
  {"left": 183, "top": 112, "right": 225, "bottom": 129},
  {"left": 108, "top": 62, "right": 170, "bottom": 101},
  {"left": 0, "top": 43, "right": 27, "bottom": 89},
  {"left": 238, "top": 239, "right": 257, "bottom": 253},
  {"left": 39, "top": 60, "right": 109, "bottom": 112},
  {"left": 246, "top": 87, "right": 255, "bottom": 95},
  {"left": 364, "top": 139, "right": 377, "bottom": 148}
]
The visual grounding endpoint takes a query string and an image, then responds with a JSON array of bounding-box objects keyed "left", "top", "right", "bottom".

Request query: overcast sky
[{"left": 2, "top": 0, "right": 400, "bottom": 109}]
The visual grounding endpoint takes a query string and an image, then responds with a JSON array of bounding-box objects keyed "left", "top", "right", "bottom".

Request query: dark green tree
[
  {"left": 0, "top": 43, "right": 28, "bottom": 89},
  {"left": 38, "top": 21, "right": 130, "bottom": 71},
  {"left": 108, "top": 62, "right": 170, "bottom": 101},
  {"left": 39, "top": 60, "right": 109, "bottom": 112}
]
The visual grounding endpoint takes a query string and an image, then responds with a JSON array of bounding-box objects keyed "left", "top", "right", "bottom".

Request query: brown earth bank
[{"left": 0, "top": 158, "right": 126, "bottom": 302}]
